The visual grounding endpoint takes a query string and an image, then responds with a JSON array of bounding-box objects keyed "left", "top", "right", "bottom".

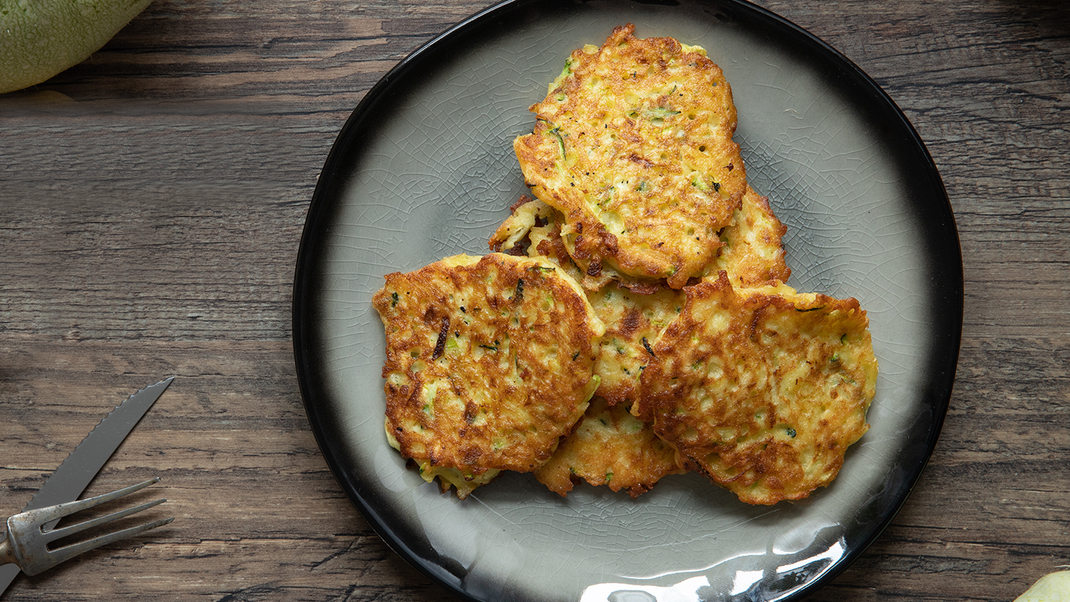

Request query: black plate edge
[{"left": 291, "top": 0, "right": 965, "bottom": 600}]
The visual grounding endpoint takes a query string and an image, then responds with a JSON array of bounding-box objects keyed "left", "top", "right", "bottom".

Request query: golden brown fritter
[
  {"left": 514, "top": 23, "right": 747, "bottom": 290},
  {"left": 713, "top": 186, "right": 791, "bottom": 287},
  {"left": 372, "top": 253, "right": 604, "bottom": 499},
  {"left": 534, "top": 396, "right": 684, "bottom": 498},
  {"left": 633, "top": 273, "right": 877, "bottom": 505}
]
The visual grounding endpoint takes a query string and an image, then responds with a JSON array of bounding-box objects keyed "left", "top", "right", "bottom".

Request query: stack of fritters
[
  {"left": 374, "top": 24, "right": 877, "bottom": 504},
  {"left": 494, "top": 24, "right": 876, "bottom": 504}
]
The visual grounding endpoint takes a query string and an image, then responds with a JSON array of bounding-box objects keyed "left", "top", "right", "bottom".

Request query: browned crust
[
  {"left": 515, "top": 23, "right": 747, "bottom": 289},
  {"left": 634, "top": 273, "right": 877, "bottom": 505},
  {"left": 373, "top": 254, "right": 602, "bottom": 481}
]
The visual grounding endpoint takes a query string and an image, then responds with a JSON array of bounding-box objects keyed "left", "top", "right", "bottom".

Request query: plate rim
[{"left": 292, "top": 0, "right": 964, "bottom": 600}]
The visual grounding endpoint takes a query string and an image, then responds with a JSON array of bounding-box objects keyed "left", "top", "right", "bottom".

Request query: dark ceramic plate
[{"left": 293, "top": 1, "right": 963, "bottom": 600}]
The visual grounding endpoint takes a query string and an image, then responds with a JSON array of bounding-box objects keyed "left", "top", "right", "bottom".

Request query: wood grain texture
[{"left": 2, "top": 0, "right": 1070, "bottom": 600}]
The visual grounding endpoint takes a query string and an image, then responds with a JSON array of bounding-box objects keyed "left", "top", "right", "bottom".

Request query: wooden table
[{"left": 2, "top": 0, "right": 1068, "bottom": 600}]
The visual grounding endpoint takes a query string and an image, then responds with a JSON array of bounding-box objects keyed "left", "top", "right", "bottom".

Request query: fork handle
[{"left": 0, "top": 529, "right": 16, "bottom": 569}]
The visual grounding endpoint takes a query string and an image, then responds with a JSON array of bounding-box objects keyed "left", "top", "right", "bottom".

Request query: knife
[{"left": 0, "top": 377, "right": 174, "bottom": 596}]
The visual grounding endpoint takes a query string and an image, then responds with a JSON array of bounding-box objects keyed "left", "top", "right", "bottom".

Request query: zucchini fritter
[
  {"left": 713, "top": 186, "right": 790, "bottom": 287},
  {"left": 373, "top": 253, "right": 604, "bottom": 499},
  {"left": 534, "top": 396, "right": 683, "bottom": 498},
  {"left": 633, "top": 273, "right": 877, "bottom": 505},
  {"left": 515, "top": 23, "right": 747, "bottom": 289}
]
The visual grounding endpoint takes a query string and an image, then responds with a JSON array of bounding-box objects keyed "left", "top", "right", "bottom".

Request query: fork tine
[
  {"left": 41, "top": 498, "right": 167, "bottom": 543},
  {"left": 43, "top": 516, "right": 175, "bottom": 568},
  {"left": 26, "top": 478, "right": 162, "bottom": 528}
]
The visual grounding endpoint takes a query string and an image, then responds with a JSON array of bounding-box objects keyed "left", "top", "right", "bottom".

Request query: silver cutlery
[
  {"left": 0, "top": 378, "right": 174, "bottom": 595},
  {"left": 0, "top": 478, "right": 172, "bottom": 576}
]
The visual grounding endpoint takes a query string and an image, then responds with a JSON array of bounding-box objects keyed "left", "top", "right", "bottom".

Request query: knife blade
[{"left": 0, "top": 377, "right": 174, "bottom": 596}]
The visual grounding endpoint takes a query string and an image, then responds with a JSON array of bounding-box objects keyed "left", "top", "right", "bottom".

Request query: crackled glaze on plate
[{"left": 293, "top": 1, "right": 962, "bottom": 600}]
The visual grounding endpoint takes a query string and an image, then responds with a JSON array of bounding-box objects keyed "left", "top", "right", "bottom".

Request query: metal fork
[{"left": 0, "top": 478, "right": 173, "bottom": 576}]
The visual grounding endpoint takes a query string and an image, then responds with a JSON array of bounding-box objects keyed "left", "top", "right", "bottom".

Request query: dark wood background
[{"left": 2, "top": 0, "right": 1069, "bottom": 600}]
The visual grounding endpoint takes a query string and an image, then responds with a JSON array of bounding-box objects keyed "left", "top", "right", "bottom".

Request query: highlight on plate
[{"left": 372, "top": 24, "right": 878, "bottom": 505}]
